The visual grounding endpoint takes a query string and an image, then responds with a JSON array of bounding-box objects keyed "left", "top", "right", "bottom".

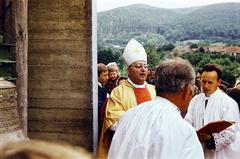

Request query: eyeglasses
[{"left": 130, "top": 64, "right": 148, "bottom": 69}]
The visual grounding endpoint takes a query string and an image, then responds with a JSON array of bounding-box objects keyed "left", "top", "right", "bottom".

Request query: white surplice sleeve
[
  {"left": 211, "top": 94, "right": 239, "bottom": 151},
  {"left": 184, "top": 97, "right": 196, "bottom": 126},
  {"left": 221, "top": 95, "right": 240, "bottom": 122},
  {"left": 212, "top": 125, "right": 236, "bottom": 151}
]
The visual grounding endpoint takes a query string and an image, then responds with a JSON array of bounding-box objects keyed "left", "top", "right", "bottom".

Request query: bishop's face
[
  {"left": 128, "top": 61, "right": 148, "bottom": 85},
  {"left": 201, "top": 71, "right": 220, "bottom": 96}
]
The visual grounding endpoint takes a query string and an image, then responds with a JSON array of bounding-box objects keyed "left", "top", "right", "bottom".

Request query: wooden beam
[{"left": 15, "top": 0, "right": 28, "bottom": 136}]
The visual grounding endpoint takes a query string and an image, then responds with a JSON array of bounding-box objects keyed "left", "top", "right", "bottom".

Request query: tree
[
  {"left": 97, "top": 47, "right": 115, "bottom": 65},
  {"left": 161, "top": 43, "right": 175, "bottom": 51},
  {"left": 189, "top": 43, "right": 198, "bottom": 49},
  {"left": 181, "top": 52, "right": 240, "bottom": 86},
  {"left": 199, "top": 47, "right": 205, "bottom": 53},
  {"left": 97, "top": 45, "right": 125, "bottom": 72},
  {"left": 144, "top": 42, "right": 161, "bottom": 68}
]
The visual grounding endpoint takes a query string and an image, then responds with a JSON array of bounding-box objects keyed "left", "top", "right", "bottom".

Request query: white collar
[
  {"left": 98, "top": 82, "right": 103, "bottom": 88},
  {"left": 156, "top": 96, "right": 181, "bottom": 113},
  {"left": 127, "top": 78, "right": 146, "bottom": 88},
  {"left": 204, "top": 88, "right": 221, "bottom": 99}
]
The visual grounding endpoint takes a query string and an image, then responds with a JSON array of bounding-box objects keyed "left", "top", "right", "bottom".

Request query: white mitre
[{"left": 123, "top": 39, "right": 147, "bottom": 66}]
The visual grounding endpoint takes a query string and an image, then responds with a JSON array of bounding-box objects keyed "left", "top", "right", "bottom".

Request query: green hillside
[
  {"left": 98, "top": 3, "right": 240, "bottom": 45},
  {"left": 97, "top": 4, "right": 179, "bottom": 45}
]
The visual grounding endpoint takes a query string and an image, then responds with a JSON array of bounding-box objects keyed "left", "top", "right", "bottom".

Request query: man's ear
[
  {"left": 217, "top": 79, "right": 222, "bottom": 87},
  {"left": 182, "top": 84, "right": 192, "bottom": 99}
]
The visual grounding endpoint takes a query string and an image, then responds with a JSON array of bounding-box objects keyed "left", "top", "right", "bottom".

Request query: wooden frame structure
[
  {"left": 0, "top": 0, "right": 28, "bottom": 136},
  {"left": 15, "top": 0, "right": 28, "bottom": 136}
]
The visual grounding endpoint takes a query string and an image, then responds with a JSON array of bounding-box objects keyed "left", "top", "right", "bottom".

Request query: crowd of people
[
  {"left": 1, "top": 38, "right": 238, "bottom": 159},
  {"left": 97, "top": 38, "right": 240, "bottom": 159}
]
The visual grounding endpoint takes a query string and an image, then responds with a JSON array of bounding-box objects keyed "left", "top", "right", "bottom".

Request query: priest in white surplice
[
  {"left": 108, "top": 58, "right": 204, "bottom": 159},
  {"left": 185, "top": 64, "right": 240, "bottom": 159}
]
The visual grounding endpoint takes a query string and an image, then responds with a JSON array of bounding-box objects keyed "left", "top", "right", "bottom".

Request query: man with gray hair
[{"left": 108, "top": 58, "right": 204, "bottom": 159}]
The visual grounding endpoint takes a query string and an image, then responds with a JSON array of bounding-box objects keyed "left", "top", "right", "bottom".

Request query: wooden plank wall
[{"left": 27, "top": 0, "right": 94, "bottom": 151}]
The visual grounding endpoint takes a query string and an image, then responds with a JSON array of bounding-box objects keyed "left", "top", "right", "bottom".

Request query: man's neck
[
  {"left": 204, "top": 88, "right": 218, "bottom": 97},
  {"left": 157, "top": 93, "right": 182, "bottom": 112}
]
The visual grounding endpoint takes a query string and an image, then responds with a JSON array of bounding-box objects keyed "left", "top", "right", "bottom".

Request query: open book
[{"left": 197, "top": 120, "right": 234, "bottom": 135}]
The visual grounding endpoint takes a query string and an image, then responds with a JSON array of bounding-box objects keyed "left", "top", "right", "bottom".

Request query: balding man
[{"left": 108, "top": 58, "right": 204, "bottom": 159}]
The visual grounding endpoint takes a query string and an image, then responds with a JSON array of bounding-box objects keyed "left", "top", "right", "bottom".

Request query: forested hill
[{"left": 98, "top": 3, "right": 240, "bottom": 45}]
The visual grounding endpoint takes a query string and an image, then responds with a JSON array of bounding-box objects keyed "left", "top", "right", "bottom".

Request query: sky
[{"left": 97, "top": 0, "right": 240, "bottom": 12}]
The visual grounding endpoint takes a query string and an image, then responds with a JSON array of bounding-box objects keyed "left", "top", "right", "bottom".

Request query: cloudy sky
[{"left": 97, "top": 0, "right": 240, "bottom": 12}]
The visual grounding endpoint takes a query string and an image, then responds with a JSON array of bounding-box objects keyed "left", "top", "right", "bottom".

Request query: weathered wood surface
[
  {"left": 28, "top": 0, "right": 93, "bottom": 151},
  {"left": 15, "top": 0, "right": 28, "bottom": 136}
]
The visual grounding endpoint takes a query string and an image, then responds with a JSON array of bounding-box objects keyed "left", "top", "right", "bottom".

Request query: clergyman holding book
[{"left": 185, "top": 64, "right": 240, "bottom": 159}]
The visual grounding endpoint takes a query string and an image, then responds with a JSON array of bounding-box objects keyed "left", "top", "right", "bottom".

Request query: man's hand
[{"left": 198, "top": 133, "right": 212, "bottom": 142}]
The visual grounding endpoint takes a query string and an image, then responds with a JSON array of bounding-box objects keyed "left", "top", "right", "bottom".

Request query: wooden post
[{"left": 15, "top": 0, "right": 28, "bottom": 136}]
